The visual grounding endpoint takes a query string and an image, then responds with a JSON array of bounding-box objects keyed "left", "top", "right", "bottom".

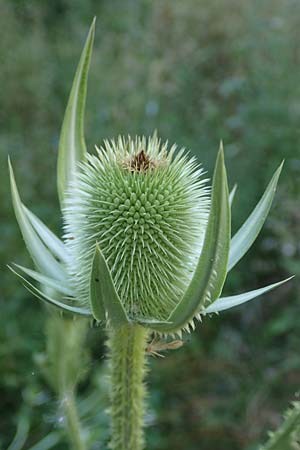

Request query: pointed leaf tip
[
  {"left": 205, "top": 276, "right": 293, "bottom": 314},
  {"left": 57, "top": 20, "right": 96, "bottom": 208},
  {"left": 90, "top": 244, "right": 129, "bottom": 326},
  {"left": 228, "top": 162, "right": 283, "bottom": 271}
]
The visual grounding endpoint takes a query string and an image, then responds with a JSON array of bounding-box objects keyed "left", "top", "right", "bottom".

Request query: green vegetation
[
  {"left": 260, "top": 402, "right": 300, "bottom": 450},
  {"left": 1, "top": 1, "right": 300, "bottom": 449}
]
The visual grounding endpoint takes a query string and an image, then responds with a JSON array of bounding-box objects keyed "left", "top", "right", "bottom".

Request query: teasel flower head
[
  {"left": 8, "top": 19, "right": 292, "bottom": 336},
  {"left": 63, "top": 135, "right": 210, "bottom": 322}
]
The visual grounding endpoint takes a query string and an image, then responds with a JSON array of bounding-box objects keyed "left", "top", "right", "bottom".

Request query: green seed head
[{"left": 64, "top": 135, "right": 210, "bottom": 321}]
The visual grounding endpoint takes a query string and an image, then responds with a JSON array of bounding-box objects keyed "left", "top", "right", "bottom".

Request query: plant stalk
[
  {"left": 61, "top": 389, "right": 86, "bottom": 450},
  {"left": 108, "top": 324, "right": 149, "bottom": 450},
  {"left": 47, "top": 315, "right": 87, "bottom": 450}
]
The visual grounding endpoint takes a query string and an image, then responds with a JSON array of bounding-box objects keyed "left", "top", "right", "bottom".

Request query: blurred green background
[{"left": 1, "top": 0, "right": 300, "bottom": 449}]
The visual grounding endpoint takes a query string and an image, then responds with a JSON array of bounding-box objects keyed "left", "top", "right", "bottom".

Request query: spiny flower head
[
  {"left": 8, "top": 20, "right": 290, "bottom": 336},
  {"left": 63, "top": 135, "right": 210, "bottom": 321}
]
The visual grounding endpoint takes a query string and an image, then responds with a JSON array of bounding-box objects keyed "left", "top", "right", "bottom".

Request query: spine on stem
[{"left": 107, "top": 324, "right": 149, "bottom": 450}]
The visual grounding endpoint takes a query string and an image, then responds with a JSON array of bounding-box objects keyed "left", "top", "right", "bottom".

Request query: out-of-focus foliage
[
  {"left": 260, "top": 401, "right": 300, "bottom": 450},
  {"left": 1, "top": 0, "right": 300, "bottom": 449}
]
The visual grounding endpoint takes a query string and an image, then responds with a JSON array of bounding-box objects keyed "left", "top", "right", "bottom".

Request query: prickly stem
[{"left": 107, "top": 324, "right": 149, "bottom": 450}]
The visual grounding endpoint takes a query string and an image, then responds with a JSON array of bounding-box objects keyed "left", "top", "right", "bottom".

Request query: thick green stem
[{"left": 108, "top": 324, "right": 149, "bottom": 450}]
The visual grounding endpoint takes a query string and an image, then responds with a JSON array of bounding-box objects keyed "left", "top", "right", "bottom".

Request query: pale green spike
[
  {"left": 145, "top": 143, "right": 230, "bottom": 333},
  {"left": 9, "top": 159, "right": 66, "bottom": 282},
  {"left": 90, "top": 244, "right": 129, "bottom": 326},
  {"left": 24, "top": 206, "right": 68, "bottom": 263},
  {"left": 57, "top": 18, "right": 96, "bottom": 208},
  {"left": 228, "top": 161, "right": 283, "bottom": 272},
  {"left": 205, "top": 277, "right": 293, "bottom": 314},
  {"left": 9, "top": 265, "right": 91, "bottom": 317}
]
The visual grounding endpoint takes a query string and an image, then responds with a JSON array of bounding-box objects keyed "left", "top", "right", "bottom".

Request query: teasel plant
[{"left": 8, "top": 19, "right": 293, "bottom": 450}]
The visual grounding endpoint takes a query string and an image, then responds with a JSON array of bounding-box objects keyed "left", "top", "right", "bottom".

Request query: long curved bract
[
  {"left": 9, "top": 160, "right": 66, "bottom": 282},
  {"left": 205, "top": 277, "right": 293, "bottom": 314},
  {"left": 57, "top": 18, "right": 96, "bottom": 207},
  {"left": 9, "top": 265, "right": 91, "bottom": 317},
  {"left": 24, "top": 206, "right": 68, "bottom": 264},
  {"left": 90, "top": 244, "right": 129, "bottom": 326},
  {"left": 140, "top": 144, "right": 231, "bottom": 333},
  {"left": 12, "top": 263, "right": 73, "bottom": 297},
  {"left": 228, "top": 162, "right": 283, "bottom": 271}
]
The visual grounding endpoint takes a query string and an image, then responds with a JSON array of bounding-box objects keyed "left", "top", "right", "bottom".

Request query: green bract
[{"left": 9, "top": 20, "right": 291, "bottom": 336}]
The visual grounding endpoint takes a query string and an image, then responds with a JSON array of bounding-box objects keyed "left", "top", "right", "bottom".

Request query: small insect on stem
[{"left": 146, "top": 338, "right": 184, "bottom": 358}]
